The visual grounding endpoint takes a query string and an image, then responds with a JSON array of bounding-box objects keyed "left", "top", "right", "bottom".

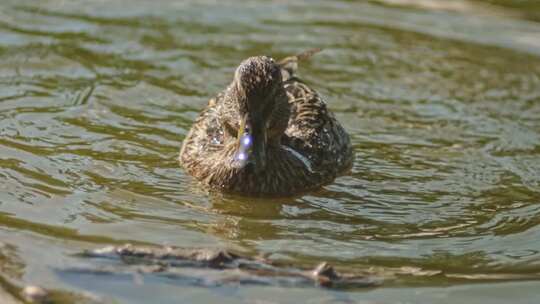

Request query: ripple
[{"left": 1, "top": 0, "right": 540, "bottom": 302}]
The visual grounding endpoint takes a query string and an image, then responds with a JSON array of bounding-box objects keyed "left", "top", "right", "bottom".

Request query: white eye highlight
[
  {"left": 234, "top": 133, "right": 253, "bottom": 166},
  {"left": 242, "top": 136, "right": 251, "bottom": 146}
]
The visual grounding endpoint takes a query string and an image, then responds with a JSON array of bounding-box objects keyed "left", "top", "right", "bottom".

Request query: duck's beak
[{"left": 235, "top": 114, "right": 267, "bottom": 171}]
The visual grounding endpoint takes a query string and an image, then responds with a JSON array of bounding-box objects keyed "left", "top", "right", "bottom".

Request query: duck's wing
[
  {"left": 279, "top": 48, "right": 328, "bottom": 132},
  {"left": 278, "top": 48, "right": 322, "bottom": 81},
  {"left": 280, "top": 49, "right": 354, "bottom": 174}
]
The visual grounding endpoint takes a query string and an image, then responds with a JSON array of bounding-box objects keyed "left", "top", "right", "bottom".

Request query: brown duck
[{"left": 179, "top": 49, "right": 353, "bottom": 196}]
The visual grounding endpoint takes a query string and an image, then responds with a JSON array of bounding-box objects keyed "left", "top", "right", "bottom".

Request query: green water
[{"left": 1, "top": 0, "right": 540, "bottom": 303}]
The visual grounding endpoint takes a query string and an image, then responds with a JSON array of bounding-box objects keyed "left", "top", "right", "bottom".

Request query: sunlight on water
[{"left": 1, "top": 0, "right": 540, "bottom": 303}]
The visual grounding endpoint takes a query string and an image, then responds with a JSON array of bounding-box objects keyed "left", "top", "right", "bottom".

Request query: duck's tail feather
[
  {"left": 278, "top": 48, "right": 322, "bottom": 81},
  {"left": 295, "top": 48, "right": 323, "bottom": 61}
]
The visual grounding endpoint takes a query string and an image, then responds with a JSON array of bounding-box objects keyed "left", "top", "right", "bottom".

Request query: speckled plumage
[{"left": 179, "top": 49, "right": 353, "bottom": 196}]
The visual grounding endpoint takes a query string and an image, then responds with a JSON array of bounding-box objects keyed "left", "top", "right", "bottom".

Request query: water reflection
[{"left": 1, "top": 0, "right": 540, "bottom": 302}]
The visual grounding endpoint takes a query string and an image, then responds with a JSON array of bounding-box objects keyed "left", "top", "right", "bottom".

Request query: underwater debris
[{"left": 76, "top": 244, "right": 381, "bottom": 289}]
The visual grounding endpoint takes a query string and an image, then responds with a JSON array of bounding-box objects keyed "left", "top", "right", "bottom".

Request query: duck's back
[{"left": 281, "top": 76, "right": 354, "bottom": 185}]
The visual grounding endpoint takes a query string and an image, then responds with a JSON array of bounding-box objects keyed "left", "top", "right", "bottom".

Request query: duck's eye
[{"left": 223, "top": 120, "right": 237, "bottom": 137}]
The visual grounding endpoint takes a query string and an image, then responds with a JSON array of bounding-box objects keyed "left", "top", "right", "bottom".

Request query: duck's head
[{"left": 226, "top": 56, "right": 287, "bottom": 171}]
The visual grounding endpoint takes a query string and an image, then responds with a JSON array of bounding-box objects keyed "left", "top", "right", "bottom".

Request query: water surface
[{"left": 1, "top": 0, "right": 540, "bottom": 303}]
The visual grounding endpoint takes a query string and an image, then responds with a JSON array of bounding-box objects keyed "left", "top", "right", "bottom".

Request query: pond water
[{"left": 1, "top": 0, "right": 540, "bottom": 303}]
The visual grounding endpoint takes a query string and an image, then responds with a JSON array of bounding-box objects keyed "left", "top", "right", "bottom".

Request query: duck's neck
[{"left": 265, "top": 90, "right": 291, "bottom": 145}]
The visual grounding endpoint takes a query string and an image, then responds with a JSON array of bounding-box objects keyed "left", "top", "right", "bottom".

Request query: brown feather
[{"left": 179, "top": 50, "right": 353, "bottom": 196}]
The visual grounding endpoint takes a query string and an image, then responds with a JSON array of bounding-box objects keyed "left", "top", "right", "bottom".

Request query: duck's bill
[{"left": 233, "top": 115, "right": 266, "bottom": 170}]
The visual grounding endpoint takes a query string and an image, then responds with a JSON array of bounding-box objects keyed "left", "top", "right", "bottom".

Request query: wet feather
[{"left": 179, "top": 49, "right": 354, "bottom": 196}]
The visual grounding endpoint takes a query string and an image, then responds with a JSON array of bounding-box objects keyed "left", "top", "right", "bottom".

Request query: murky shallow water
[{"left": 1, "top": 0, "right": 540, "bottom": 302}]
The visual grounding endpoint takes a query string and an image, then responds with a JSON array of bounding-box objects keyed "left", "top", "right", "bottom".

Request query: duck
[{"left": 179, "top": 49, "right": 354, "bottom": 196}]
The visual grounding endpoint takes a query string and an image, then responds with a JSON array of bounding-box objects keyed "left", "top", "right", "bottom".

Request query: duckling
[{"left": 179, "top": 49, "right": 353, "bottom": 196}]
